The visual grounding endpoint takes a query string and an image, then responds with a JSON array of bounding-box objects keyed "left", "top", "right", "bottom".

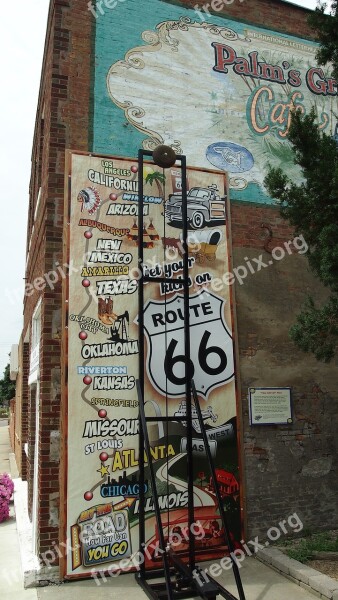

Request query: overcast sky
[{"left": 0, "top": 0, "right": 319, "bottom": 378}]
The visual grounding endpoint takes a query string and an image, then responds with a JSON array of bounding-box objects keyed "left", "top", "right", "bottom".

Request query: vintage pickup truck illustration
[{"left": 165, "top": 184, "right": 226, "bottom": 229}]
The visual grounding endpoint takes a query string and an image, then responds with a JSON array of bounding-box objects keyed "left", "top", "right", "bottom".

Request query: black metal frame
[
  {"left": 192, "top": 381, "right": 246, "bottom": 600},
  {"left": 136, "top": 149, "right": 246, "bottom": 600}
]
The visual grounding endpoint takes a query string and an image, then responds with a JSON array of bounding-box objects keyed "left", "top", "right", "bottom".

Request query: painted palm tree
[{"left": 145, "top": 170, "right": 166, "bottom": 199}]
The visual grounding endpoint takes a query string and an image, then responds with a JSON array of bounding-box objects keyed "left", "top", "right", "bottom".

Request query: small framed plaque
[{"left": 249, "top": 387, "right": 292, "bottom": 425}]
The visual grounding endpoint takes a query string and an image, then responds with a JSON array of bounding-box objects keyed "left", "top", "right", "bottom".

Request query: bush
[{"left": 0, "top": 473, "right": 14, "bottom": 523}]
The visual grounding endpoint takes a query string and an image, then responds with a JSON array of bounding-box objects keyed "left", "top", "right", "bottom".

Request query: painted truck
[{"left": 165, "top": 184, "right": 226, "bottom": 229}]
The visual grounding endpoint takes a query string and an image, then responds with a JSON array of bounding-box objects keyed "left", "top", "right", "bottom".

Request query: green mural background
[{"left": 92, "top": 1, "right": 336, "bottom": 204}]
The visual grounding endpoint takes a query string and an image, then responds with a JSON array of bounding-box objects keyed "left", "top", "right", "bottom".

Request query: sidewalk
[
  {"left": 0, "top": 420, "right": 324, "bottom": 600},
  {"left": 0, "top": 419, "right": 37, "bottom": 600}
]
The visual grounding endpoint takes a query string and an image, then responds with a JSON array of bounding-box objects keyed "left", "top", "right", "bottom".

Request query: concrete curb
[
  {"left": 257, "top": 547, "right": 338, "bottom": 600},
  {"left": 12, "top": 475, "right": 59, "bottom": 588}
]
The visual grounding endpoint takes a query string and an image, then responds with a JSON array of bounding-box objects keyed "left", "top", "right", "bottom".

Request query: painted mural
[
  {"left": 92, "top": 2, "right": 337, "bottom": 204},
  {"left": 63, "top": 152, "right": 240, "bottom": 578}
]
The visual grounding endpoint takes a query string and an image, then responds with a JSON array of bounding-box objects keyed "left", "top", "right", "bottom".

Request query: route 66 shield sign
[{"left": 141, "top": 290, "right": 234, "bottom": 399}]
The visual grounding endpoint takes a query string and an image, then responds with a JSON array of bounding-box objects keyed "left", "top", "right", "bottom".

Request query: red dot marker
[
  {"left": 79, "top": 331, "right": 87, "bottom": 341},
  {"left": 84, "top": 491, "right": 93, "bottom": 501},
  {"left": 84, "top": 231, "right": 92, "bottom": 239},
  {"left": 131, "top": 165, "right": 138, "bottom": 173},
  {"left": 83, "top": 375, "right": 92, "bottom": 385},
  {"left": 109, "top": 193, "right": 118, "bottom": 201},
  {"left": 82, "top": 279, "right": 90, "bottom": 287},
  {"left": 98, "top": 409, "right": 107, "bottom": 419},
  {"left": 100, "top": 452, "right": 109, "bottom": 462}
]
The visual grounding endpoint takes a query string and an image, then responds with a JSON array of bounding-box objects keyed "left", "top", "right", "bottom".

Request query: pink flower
[
  {"left": 0, "top": 473, "right": 14, "bottom": 523},
  {"left": 0, "top": 473, "right": 14, "bottom": 496}
]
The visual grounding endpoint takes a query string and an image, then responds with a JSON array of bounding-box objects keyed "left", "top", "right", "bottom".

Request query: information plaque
[{"left": 249, "top": 387, "right": 292, "bottom": 425}]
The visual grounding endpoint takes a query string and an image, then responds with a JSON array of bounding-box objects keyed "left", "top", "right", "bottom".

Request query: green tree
[
  {"left": 264, "top": 1, "right": 338, "bottom": 362},
  {"left": 308, "top": 0, "right": 338, "bottom": 79},
  {"left": 145, "top": 171, "right": 166, "bottom": 197},
  {"left": 264, "top": 106, "right": 338, "bottom": 361},
  {"left": 0, "top": 364, "right": 16, "bottom": 406}
]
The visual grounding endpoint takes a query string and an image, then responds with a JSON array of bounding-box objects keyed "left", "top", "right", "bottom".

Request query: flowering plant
[{"left": 0, "top": 473, "right": 14, "bottom": 523}]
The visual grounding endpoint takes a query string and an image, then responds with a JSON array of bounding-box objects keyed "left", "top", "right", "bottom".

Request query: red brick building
[{"left": 12, "top": 0, "right": 337, "bottom": 584}]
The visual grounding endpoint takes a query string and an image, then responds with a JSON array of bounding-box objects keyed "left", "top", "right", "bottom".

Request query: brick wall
[
  {"left": 21, "top": 342, "right": 30, "bottom": 480},
  {"left": 9, "top": 399, "right": 15, "bottom": 451},
  {"left": 178, "top": 0, "right": 313, "bottom": 38},
  {"left": 24, "top": 0, "right": 92, "bottom": 563},
  {"left": 13, "top": 339, "right": 29, "bottom": 479},
  {"left": 27, "top": 384, "right": 37, "bottom": 521},
  {"left": 24, "top": 0, "right": 337, "bottom": 579},
  {"left": 230, "top": 202, "right": 338, "bottom": 538}
]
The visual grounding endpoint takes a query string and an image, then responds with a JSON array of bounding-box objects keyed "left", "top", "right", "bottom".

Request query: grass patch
[{"left": 283, "top": 531, "right": 338, "bottom": 563}]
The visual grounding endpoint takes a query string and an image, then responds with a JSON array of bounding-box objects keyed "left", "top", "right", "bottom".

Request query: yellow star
[{"left": 97, "top": 465, "right": 109, "bottom": 477}]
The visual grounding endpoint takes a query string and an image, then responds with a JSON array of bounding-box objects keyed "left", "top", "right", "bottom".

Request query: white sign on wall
[{"left": 249, "top": 387, "right": 292, "bottom": 425}]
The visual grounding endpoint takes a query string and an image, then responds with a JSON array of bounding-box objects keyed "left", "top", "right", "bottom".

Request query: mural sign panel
[
  {"left": 93, "top": 1, "right": 338, "bottom": 204},
  {"left": 62, "top": 151, "right": 240, "bottom": 579}
]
